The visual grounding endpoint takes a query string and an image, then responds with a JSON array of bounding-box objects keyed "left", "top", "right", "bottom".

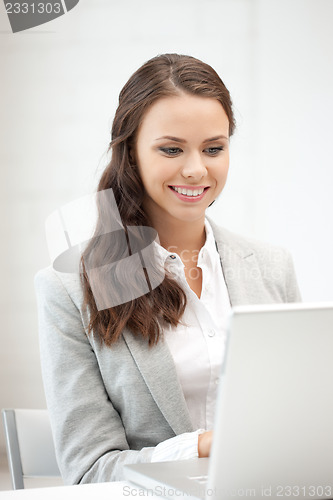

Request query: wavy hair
[{"left": 81, "top": 53, "right": 236, "bottom": 346}]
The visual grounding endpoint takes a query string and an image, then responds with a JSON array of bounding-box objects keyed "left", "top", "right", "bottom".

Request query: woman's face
[{"left": 134, "top": 92, "right": 230, "bottom": 228}]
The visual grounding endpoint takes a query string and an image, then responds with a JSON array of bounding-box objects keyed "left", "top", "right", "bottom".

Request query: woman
[{"left": 35, "top": 53, "right": 301, "bottom": 484}]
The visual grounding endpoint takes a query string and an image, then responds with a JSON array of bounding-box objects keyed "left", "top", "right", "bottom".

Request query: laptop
[{"left": 124, "top": 302, "right": 333, "bottom": 499}]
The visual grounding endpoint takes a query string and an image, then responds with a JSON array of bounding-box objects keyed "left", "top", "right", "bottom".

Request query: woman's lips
[{"left": 168, "top": 186, "right": 209, "bottom": 202}]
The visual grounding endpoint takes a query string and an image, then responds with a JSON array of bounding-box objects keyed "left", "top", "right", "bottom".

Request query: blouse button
[{"left": 207, "top": 329, "right": 215, "bottom": 337}]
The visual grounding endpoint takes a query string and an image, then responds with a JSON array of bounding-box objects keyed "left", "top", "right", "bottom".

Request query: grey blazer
[{"left": 35, "top": 219, "right": 301, "bottom": 485}]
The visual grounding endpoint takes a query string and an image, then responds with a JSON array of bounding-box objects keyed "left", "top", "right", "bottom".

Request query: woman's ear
[{"left": 128, "top": 143, "right": 136, "bottom": 165}]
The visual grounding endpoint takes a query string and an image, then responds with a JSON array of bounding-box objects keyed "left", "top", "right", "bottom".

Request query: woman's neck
[{"left": 153, "top": 217, "right": 206, "bottom": 255}]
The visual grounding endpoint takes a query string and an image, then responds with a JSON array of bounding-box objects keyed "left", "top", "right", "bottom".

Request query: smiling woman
[{"left": 34, "top": 53, "right": 301, "bottom": 485}]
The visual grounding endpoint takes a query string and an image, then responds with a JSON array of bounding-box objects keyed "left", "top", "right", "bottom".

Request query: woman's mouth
[{"left": 169, "top": 185, "right": 209, "bottom": 202}]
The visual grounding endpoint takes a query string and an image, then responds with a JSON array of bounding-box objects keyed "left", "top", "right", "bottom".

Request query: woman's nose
[{"left": 181, "top": 152, "right": 207, "bottom": 180}]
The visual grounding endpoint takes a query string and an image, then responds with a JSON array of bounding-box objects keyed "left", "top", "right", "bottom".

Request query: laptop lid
[{"left": 125, "top": 303, "right": 333, "bottom": 500}]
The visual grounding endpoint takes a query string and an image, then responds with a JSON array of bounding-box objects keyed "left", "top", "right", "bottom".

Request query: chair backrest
[{"left": 1, "top": 409, "right": 61, "bottom": 489}]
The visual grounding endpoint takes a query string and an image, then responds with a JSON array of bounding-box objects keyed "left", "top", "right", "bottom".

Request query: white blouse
[{"left": 151, "top": 218, "right": 231, "bottom": 462}]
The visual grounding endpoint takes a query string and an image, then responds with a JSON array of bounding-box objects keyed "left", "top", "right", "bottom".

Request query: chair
[{"left": 1, "top": 409, "right": 62, "bottom": 489}]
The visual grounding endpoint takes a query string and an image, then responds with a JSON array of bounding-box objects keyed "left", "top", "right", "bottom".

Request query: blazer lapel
[
  {"left": 122, "top": 328, "right": 194, "bottom": 435},
  {"left": 207, "top": 217, "right": 265, "bottom": 306}
]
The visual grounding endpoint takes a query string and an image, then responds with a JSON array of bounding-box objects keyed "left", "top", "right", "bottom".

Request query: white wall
[
  {"left": 254, "top": 0, "right": 333, "bottom": 301},
  {"left": 1, "top": 0, "right": 332, "bottom": 458}
]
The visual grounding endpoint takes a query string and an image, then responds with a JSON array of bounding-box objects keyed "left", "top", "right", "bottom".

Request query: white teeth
[{"left": 172, "top": 186, "right": 205, "bottom": 196}]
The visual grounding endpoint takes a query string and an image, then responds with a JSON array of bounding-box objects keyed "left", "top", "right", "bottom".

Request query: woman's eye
[
  {"left": 159, "top": 147, "right": 182, "bottom": 156},
  {"left": 205, "top": 147, "right": 224, "bottom": 155}
]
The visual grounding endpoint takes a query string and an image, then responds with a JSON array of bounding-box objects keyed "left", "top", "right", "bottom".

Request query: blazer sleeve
[
  {"left": 35, "top": 268, "right": 156, "bottom": 484},
  {"left": 283, "top": 249, "right": 302, "bottom": 303}
]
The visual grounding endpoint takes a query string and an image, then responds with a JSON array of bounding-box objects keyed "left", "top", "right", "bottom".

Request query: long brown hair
[{"left": 81, "top": 53, "right": 236, "bottom": 347}]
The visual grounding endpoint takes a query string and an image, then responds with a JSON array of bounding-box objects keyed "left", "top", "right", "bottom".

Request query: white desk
[{"left": 0, "top": 481, "right": 161, "bottom": 499}]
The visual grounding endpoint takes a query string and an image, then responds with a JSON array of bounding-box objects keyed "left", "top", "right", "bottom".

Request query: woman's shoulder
[
  {"left": 206, "top": 216, "right": 291, "bottom": 259},
  {"left": 206, "top": 217, "right": 301, "bottom": 302},
  {"left": 34, "top": 266, "right": 84, "bottom": 311}
]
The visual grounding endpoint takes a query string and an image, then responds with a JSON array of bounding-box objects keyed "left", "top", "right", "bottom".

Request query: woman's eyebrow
[
  {"left": 203, "top": 135, "right": 229, "bottom": 143},
  {"left": 154, "top": 135, "right": 229, "bottom": 143},
  {"left": 154, "top": 136, "right": 185, "bottom": 143}
]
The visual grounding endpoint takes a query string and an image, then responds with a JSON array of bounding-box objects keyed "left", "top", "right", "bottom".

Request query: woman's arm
[
  {"left": 35, "top": 267, "right": 204, "bottom": 483},
  {"left": 35, "top": 268, "right": 159, "bottom": 483}
]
